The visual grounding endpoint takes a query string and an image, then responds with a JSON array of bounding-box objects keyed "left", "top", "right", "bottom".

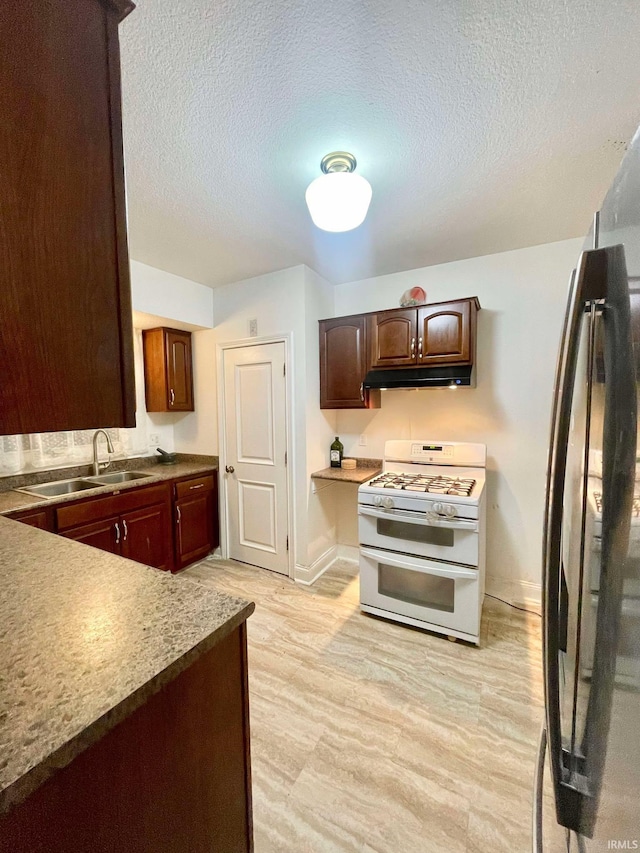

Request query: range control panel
[
  {"left": 384, "top": 439, "right": 486, "bottom": 469},
  {"left": 410, "top": 443, "right": 454, "bottom": 462}
]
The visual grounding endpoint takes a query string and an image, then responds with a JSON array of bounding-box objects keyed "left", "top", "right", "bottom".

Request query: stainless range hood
[{"left": 362, "top": 365, "right": 475, "bottom": 390}]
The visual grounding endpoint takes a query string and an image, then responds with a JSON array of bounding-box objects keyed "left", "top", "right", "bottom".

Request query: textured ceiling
[{"left": 119, "top": 0, "right": 640, "bottom": 287}]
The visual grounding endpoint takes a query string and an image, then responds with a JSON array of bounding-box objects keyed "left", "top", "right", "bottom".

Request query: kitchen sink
[
  {"left": 84, "top": 471, "right": 153, "bottom": 485},
  {"left": 17, "top": 478, "right": 99, "bottom": 498},
  {"left": 16, "top": 470, "right": 154, "bottom": 499}
]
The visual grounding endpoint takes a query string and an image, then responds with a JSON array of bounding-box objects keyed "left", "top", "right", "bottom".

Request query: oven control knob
[
  {"left": 382, "top": 497, "right": 394, "bottom": 509},
  {"left": 433, "top": 502, "right": 456, "bottom": 518},
  {"left": 374, "top": 496, "right": 383, "bottom": 507}
]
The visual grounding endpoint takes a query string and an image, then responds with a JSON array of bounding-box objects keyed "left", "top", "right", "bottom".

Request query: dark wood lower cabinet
[
  {"left": 7, "top": 507, "right": 54, "bottom": 531},
  {"left": 61, "top": 515, "right": 120, "bottom": 553},
  {"left": 0, "top": 623, "right": 254, "bottom": 853},
  {"left": 6, "top": 470, "right": 219, "bottom": 573},
  {"left": 57, "top": 484, "right": 173, "bottom": 571},
  {"left": 175, "top": 477, "right": 218, "bottom": 570},
  {"left": 121, "top": 503, "right": 172, "bottom": 571}
]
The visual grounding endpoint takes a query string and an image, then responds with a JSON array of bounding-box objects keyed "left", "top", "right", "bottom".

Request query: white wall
[
  {"left": 303, "top": 267, "right": 339, "bottom": 572},
  {"left": 332, "top": 237, "right": 583, "bottom": 607},
  {"left": 171, "top": 330, "right": 218, "bottom": 455},
  {"left": 130, "top": 260, "right": 214, "bottom": 328},
  {"left": 130, "top": 260, "right": 216, "bottom": 455}
]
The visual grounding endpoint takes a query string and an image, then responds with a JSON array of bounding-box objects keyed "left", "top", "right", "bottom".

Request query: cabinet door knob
[
  {"left": 176, "top": 506, "right": 181, "bottom": 524},
  {"left": 122, "top": 519, "right": 128, "bottom": 541},
  {"left": 225, "top": 465, "right": 235, "bottom": 474},
  {"left": 114, "top": 522, "right": 121, "bottom": 544},
  {"left": 410, "top": 336, "right": 416, "bottom": 355},
  {"left": 418, "top": 336, "right": 423, "bottom": 359},
  {"left": 360, "top": 382, "right": 365, "bottom": 402},
  {"left": 169, "top": 388, "right": 175, "bottom": 406}
]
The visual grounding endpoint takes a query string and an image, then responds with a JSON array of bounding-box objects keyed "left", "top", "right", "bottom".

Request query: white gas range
[{"left": 358, "top": 440, "right": 487, "bottom": 645}]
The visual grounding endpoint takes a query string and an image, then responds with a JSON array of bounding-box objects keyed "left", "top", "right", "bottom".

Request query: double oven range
[{"left": 358, "top": 440, "right": 487, "bottom": 645}]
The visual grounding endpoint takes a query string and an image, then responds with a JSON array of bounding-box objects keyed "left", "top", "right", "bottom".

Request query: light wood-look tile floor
[{"left": 184, "top": 557, "right": 543, "bottom": 853}]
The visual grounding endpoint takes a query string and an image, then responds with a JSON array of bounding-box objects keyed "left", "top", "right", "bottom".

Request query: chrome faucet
[{"left": 92, "top": 429, "right": 114, "bottom": 476}]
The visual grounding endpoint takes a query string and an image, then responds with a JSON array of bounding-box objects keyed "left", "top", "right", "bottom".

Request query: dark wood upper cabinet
[
  {"left": 319, "top": 316, "right": 381, "bottom": 409},
  {"left": 368, "top": 309, "right": 419, "bottom": 368},
  {"left": 143, "top": 328, "right": 195, "bottom": 412},
  {"left": 0, "top": 0, "right": 136, "bottom": 436},
  {"left": 319, "top": 298, "right": 480, "bottom": 406},
  {"left": 418, "top": 298, "right": 478, "bottom": 365},
  {"left": 369, "top": 298, "right": 479, "bottom": 368}
]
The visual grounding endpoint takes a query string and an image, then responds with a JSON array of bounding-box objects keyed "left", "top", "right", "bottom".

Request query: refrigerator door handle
[
  {"left": 543, "top": 247, "right": 613, "bottom": 836},
  {"left": 578, "top": 243, "right": 637, "bottom": 835},
  {"left": 532, "top": 726, "right": 547, "bottom": 853},
  {"left": 542, "top": 265, "right": 580, "bottom": 833}
]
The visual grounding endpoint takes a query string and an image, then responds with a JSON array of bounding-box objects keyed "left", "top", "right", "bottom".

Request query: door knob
[{"left": 225, "top": 465, "right": 235, "bottom": 473}]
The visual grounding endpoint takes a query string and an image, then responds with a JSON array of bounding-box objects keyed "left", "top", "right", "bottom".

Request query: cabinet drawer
[
  {"left": 57, "top": 484, "right": 171, "bottom": 531},
  {"left": 174, "top": 475, "right": 215, "bottom": 500}
]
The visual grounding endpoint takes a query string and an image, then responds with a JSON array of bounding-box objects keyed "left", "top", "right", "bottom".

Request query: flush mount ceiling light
[{"left": 305, "top": 152, "right": 372, "bottom": 232}]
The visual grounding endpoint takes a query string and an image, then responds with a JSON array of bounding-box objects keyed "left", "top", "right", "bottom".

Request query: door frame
[{"left": 216, "top": 333, "right": 295, "bottom": 578}]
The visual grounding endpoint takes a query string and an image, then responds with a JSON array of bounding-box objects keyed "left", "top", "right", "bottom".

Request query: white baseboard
[
  {"left": 294, "top": 545, "right": 337, "bottom": 585},
  {"left": 485, "top": 576, "right": 542, "bottom": 613},
  {"left": 336, "top": 544, "right": 359, "bottom": 563},
  {"left": 294, "top": 544, "right": 359, "bottom": 585}
]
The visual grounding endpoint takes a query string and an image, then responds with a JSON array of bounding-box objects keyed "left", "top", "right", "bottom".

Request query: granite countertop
[
  {"left": 0, "top": 455, "right": 219, "bottom": 516},
  {"left": 0, "top": 516, "right": 253, "bottom": 815},
  {"left": 311, "top": 458, "right": 382, "bottom": 485}
]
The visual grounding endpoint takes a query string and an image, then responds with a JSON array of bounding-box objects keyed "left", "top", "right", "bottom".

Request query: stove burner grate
[{"left": 369, "top": 472, "right": 476, "bottom": 497}]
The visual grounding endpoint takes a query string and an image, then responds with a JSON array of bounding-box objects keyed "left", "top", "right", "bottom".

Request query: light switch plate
[
  {"left": 249, "top": 318, "right": 258, "bottom": 337},
  {"left": 149, "top": 433, "right": 160, "bottom": 446},
  {"left": 359, "top": 434, "right": 367, "bottom": 446}
]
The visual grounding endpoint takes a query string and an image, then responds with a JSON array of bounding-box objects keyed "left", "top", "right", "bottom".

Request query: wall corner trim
[{"left": 294, "top": 545, "right": 337, "bottom": 585}]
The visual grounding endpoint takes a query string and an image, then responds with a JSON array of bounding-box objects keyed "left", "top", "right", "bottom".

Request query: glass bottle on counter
[{"left": 330, "top": 436, "right": 343, "bottom": 468}]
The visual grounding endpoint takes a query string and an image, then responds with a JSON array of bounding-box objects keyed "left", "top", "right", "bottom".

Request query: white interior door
[{"left": 223, "top": 342, "right": 289, "bottom": 574}]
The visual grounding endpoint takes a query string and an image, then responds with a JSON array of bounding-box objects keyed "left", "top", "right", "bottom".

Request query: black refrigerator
[{"left": 535, "top": 126, "right": 640, "bottom": 851}]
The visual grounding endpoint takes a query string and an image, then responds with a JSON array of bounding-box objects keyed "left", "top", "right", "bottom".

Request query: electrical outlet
[
  {"left": 359, "top": 434, "right": 367, "bottom": 446},
  {"left": 249, "top": 318, "right": 258, "bottom": 337},
  {"left": 149, "top": 433, "right": 160, "bottom": 446}
]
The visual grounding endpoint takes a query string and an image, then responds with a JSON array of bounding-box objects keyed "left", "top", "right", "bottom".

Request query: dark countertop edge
[
  {"left": 0, "top": 597, "right": 255, "bottom": 816},
  {"left": 311, "top": 465, "right": 382, "bottom": 484},
  {"left": 0, "top": 461, "right": 219, "bottom": 516}
]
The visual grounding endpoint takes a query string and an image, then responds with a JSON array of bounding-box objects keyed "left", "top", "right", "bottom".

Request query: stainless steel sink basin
[
  {"left": 84, "top": 471, "right": 153, "bottom": 485},
  {"left": 17, "top": 478, "right": 99, "bottom": 498},
  {"left": 16, "top": 470, "right": 153, "bottom": 499}
]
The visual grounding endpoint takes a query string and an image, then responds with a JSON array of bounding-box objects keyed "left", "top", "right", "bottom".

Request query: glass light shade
[{"left": 305, "top": 171, "right": 372, "bottom": 232}]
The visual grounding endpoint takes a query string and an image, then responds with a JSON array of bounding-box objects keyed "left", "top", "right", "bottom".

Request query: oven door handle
[
  {"left": 360, "top": 547, "right": 478, "bottom": 579},
  {"left": 358, "top": 505, "right": 478, "bottom": 532}
]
